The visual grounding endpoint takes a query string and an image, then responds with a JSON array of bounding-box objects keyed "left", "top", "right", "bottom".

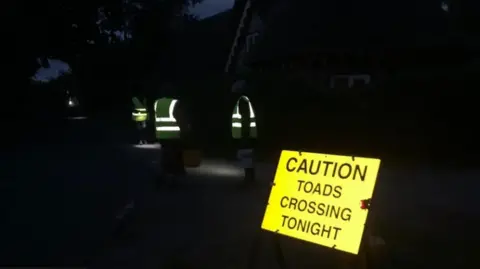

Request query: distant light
[
  {"left": 115, "top": 200, "right": 135, "bottom": 220},
  {"left": 67, "top": 97, "right": 79, "bottom": 108},
  {"left": 132, "top": 143, "right": 161, "bottom": 149},
  {"left": 441, "top": 2, "right": 449, "bottom": 12},
  {"left": 187, "top": 160, "right": 243, "bottom": 178},
  {"left": 66, "top": 116, "right": 88, "bottom": 120}
]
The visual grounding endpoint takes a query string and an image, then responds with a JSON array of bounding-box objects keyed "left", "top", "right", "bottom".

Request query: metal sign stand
[
  {"left": 248, "top": 151, "right": 380, "bottom": 269},
  {"left": 273, "top": 233, "right": 288, "bottom": 269},
  {"left": 247, "top": 230, "right": 288, "bottom": 269},
  {"left": 247, "top": 229, "right": 378, "bottom": 269},
  {"left": 246, "top": 176, "right": 288, "bottom": 269}
]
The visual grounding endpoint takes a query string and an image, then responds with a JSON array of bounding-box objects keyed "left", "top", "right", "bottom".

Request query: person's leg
[
  {"left": 171, "top": 141, "right": 185, "bottom": 176},
  {"left": 140, "top": 122, "right": 147, "bottom": 144},
  {"left": 163, "top": 141, "right": 186, "bottom": 187},
  {"left": 238, "top": 148, "right": 255, "bottom": 186},
  {"left": 157, "top": 141, "right": 177, "bottom": 187},
  {"left": 244, "top": 151, "right": 255, "bottom": 183},
  {"left": 136, "top": 122, "right": 142, "bottom": 144},
  {"left": 244, "top": 167, "right": 255, "bottom": 183},
  {"left": 178, "top": 142, "right": 186, "bottom": 175},
  {"left": 161, "top": 142, "right": 173, "bottom": 174}
]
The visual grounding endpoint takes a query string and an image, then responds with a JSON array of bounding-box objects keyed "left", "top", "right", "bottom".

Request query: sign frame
[{"left": 261, "top": 150, "right": 381, "bottom": 255}]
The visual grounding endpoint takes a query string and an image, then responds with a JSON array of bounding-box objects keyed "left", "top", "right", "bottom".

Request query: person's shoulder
[
  {"left": 239, "top": 94, "right": 251, "bottom": 103},
  {"left": 173, "top": 99, "right": 182, "bottom": 111},
  {"left": 174, "top": 99, "right": 182, "bottom": 108}
]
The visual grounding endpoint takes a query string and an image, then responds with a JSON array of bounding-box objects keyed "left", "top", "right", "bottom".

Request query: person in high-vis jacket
[
  {"left": 231, "top": 80, "right": 257, "bottom": 184},
  {"left": 154, "top": 96, "right": 188, "bottom": 184},
  {"left": 132, "top": 96, "right": 149, "bottom": 144}
]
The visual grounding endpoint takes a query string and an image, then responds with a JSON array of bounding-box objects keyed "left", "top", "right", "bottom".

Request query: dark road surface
[
  {"left": 1, "top": 116, "right": 479, "bottom": 268},
  {"left": 0, "top": 117, "right": 156, "bottom": 266},
  {"left": 88, "top": 158, "right": 480, "bottom": 269}
]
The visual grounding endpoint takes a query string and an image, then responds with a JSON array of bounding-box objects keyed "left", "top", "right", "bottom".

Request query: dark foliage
[{"left": 8, "top": 0, "right": 202, "bottom": 118}]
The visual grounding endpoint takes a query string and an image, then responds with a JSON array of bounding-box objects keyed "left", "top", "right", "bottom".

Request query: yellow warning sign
[{"left": 261, "top": 150, "right": 381, "bottom": 255}]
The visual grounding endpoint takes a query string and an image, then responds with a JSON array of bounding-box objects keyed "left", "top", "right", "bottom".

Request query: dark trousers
[
  {"left": 160, "top": 140, "right": 185, "bottom": 175},
  {"left": 136, "top": 121, "right": 147, "bottom": 142},
  {"left": 235, "top": 138, "right": 256, "bottom": 183},
  {"left": 245, "top": 167, "right": 255, "bottom": 183}
]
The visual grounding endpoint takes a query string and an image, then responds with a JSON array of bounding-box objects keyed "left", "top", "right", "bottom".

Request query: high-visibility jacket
[
  {"left": 232, "top": 95, "right": 257, "bottom": 139},
  {"left": 132, "top": 97, "right": 148, "bottom": 122},
  {"left": 154, "top": 97, "right": 180, "bottom": 139}
]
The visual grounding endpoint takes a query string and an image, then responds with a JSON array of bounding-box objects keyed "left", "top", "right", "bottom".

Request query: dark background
[{"left": 2, "top": 0, "right": 479, "bottom": 266}]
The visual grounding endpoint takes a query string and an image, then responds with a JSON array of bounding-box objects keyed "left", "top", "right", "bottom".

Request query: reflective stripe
[
  {"left": 155, "top": 98, "right": 180, "bottom": 139},
  {"left": 232, "top": 95, "right": 257, "bottom": 138},
  {"left": 156, "top": 126, "right": 180, "bottom": 131},
  {"left": 232, "top": 96, "right": 255, "bottom": 120},
  {"left": 232, "top": 114, "right": 255, "bottom": 119},
  {"left": 232, "top": 122, "right": 256, "bottom": 128},
  {"left": 132, "top": 97, "right": 148, "bottom": 122},
  {"left": 155, "top": 99, "right": 178, "bottom": 122},
  {"left": 156, "top": 117, "right": 176, "bottom": 122}
]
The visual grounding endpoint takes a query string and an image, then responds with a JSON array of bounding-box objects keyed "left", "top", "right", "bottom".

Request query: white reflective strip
[
  {"left": 232, "top": 122, "right": 256, "bottom": 128},
  {"left": 154, "top": 99, "right": 178, "bottom": 122},
  {"left": 156, "top": 117, "right": 176, "bottom": 122},
  {"left": 232, "top": 114, "right": 255, "bottom": 119},
  {"left": 156, "top": 126, "right": 180, "bottom": 131},
  {"left": 248, "top": 100, "right": 255, "bottom": 118},
  {"left": 241, "top": 96, "right": 255, "bottom": 117},
  {"left": 168, "top": 100, "right": 178, "bottom": 120},
  {"left": 132, "top": 112, "right": 147, "bottom": 116},
  {"left": 136, "top": 108, "right": 147, "bottom": 111},
  {"left": 233, "top": 96, "right": 255, "bottom": 119}
]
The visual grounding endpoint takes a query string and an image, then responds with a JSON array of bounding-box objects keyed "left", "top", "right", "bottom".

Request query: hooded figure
[{"left": 231, "top": 80, "right": 257, "bottom": 185}]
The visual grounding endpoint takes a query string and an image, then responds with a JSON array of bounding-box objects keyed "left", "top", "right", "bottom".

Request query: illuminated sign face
[{"left": 261, "top": 150, "right": 381, "bottom": 255}]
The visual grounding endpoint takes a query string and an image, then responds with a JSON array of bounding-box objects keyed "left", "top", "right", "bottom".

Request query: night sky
[{"left": 34, "top": 0, "right": 235, "bottom": 81}]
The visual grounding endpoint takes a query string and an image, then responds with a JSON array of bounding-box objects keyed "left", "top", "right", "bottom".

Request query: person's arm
[{"left": 174, "top": 100, "right": 189, "bottom": 139}]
